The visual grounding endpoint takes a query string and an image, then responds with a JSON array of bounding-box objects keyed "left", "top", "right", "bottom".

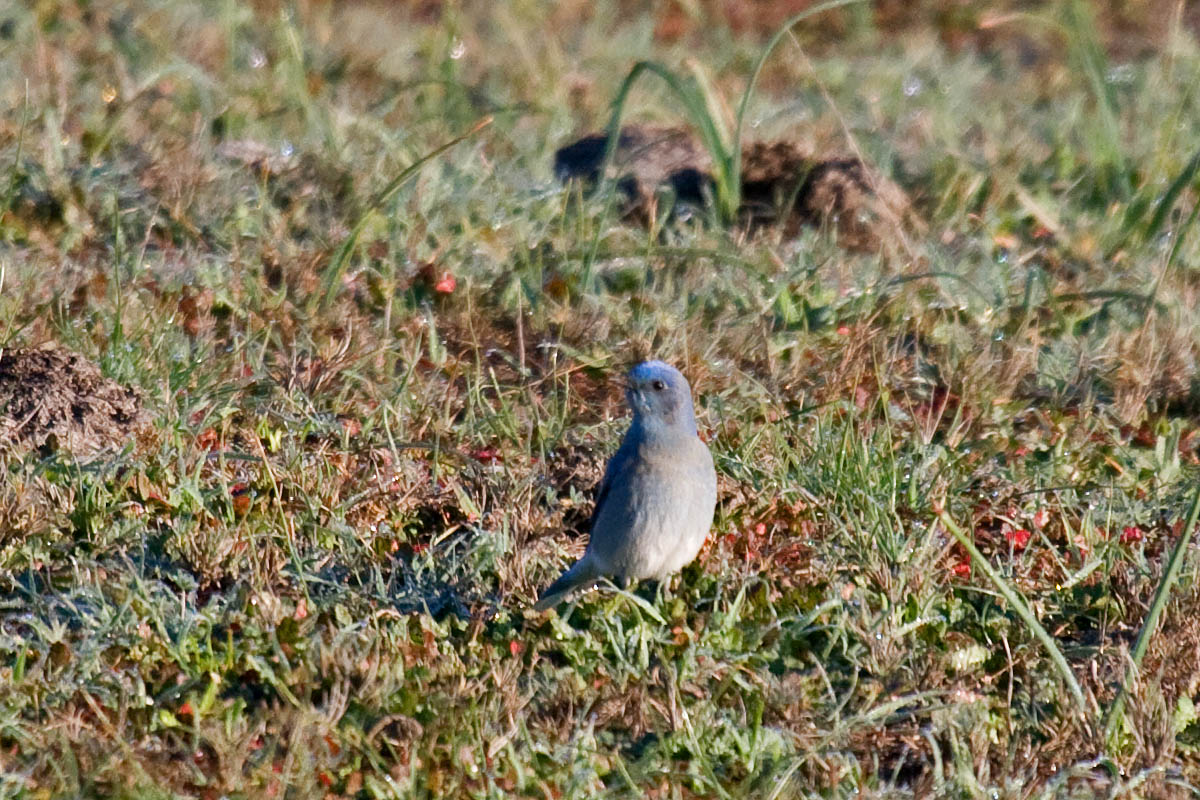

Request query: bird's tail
[{"left": 534, "top": 557, "right": 601, "bottom": 612}]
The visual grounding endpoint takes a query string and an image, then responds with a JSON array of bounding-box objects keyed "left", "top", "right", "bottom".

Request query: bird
[{"left": 535, "top": 360, "right": 717, "bottom": 611}]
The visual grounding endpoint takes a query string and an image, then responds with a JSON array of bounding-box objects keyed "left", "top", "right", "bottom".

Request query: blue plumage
[{"left": 535, "top": 361, "right": 717, "bottom": 611}]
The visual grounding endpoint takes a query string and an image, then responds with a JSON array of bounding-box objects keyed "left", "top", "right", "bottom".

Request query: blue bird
[{"left": 536, "top": 360, "right": 717, "bottom": 611}]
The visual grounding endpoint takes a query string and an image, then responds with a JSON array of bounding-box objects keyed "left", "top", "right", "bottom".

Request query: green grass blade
[
  {"left": 936, "top": 508, "right": 1090, "bottom": 719},
  {"left": 316, "top": 116, "right": 492, "bottom": 311},
  {"left": 589, "top": 1, "right": 866, "bottom": 237},
  {"left": 603, "top": 61, "right": 736, "bottom": 214},
  {"left": 583, "top": 59, "right": 739, "bottom": 279},
  {"left": 685, "top": 59, "right": 739, "bottom": 218},
  {"left": 1115, "top": 146, "right": 1200, "bottom": 253},
  {"left": 1103, "top": 484, "right": 1200, "bottom": 749},
  {"left": 1139, "top": 147, "right": 1200, "bottom": 244},
  {"left": 1, "top": 81, "right": 30, "bottom": 235},
  {"left": 731, "top": 0, "right": 869, "bottom": 190},
  {"left": 1060, "top": 0, "right": 1127, "bottom": 197}
]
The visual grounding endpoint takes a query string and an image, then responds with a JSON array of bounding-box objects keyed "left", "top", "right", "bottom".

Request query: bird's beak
[{"left": 620, "top": 378, "right": 639, "bottom": 409}]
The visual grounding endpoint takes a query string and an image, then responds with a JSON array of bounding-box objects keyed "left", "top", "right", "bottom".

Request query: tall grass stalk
[
  {"left": 1, "top": 81, "right": 29, "bottom": 237},
  {"left": 731, "top": 0, "right": 868, "bottom": 202},
  {"left": 1060, "top": 0, "right": 1128, "bottom": 198},
  {"left": 602, "top": 60, "right": 739, "bottom": 221},
  {"left": 936, "top": 507, "right": 1090, "bottom": 718},
  {"left": 1103, "top": 484, "right": 1200, "bottom": 749},
  {"left": 317, "top": 116, "right": 492, "bottom": 311},
  {"left": 606, "top": 4, "right": 868, "bottom": 217},
  {"left": 581, "top": 0, "right": 866, "bottom": 280}
]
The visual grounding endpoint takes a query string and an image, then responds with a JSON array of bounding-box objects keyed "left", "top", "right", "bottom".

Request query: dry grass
[{"left": 2, "top": 1, "right": 1200, "bottom": 797}]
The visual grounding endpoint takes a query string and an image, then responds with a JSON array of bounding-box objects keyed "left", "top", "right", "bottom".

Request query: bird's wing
[
  {"left": 591, "top": 437, "right": 635, "bottom": 524},
  {"left": 535, "top": 440, "right": 636, "bottom": 612}
]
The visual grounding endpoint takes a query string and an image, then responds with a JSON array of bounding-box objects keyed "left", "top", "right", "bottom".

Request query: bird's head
[{"left": 625, "top": 360, "right": 697, "bottom": 435}]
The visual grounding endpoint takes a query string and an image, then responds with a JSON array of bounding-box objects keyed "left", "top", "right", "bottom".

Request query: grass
[{"left": 2, "top": 0, "right": 1200, "bottom": 797}]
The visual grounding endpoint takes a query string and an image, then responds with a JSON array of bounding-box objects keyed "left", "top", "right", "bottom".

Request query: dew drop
[{"left": 1105, "top": 64, "right": 1134, "bottom": 85}]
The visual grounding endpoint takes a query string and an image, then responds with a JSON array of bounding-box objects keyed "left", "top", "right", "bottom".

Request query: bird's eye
[{"left": 651, "top": 379, "right": 665, "bottom": 391}]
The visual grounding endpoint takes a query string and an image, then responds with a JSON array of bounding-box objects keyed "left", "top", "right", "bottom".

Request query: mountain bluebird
[{"left": 535, "top": 360, "right": 717, "bottom": 611}]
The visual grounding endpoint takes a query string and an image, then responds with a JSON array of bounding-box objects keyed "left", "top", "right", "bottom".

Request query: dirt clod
[{"left": 0, "top": 344, "right": 148, "bottom": 460}]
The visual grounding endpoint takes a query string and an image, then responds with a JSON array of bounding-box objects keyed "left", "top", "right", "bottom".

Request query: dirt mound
[
  {"left": 553, "top": 125, "right": 713, "bottom": 225},
  {"left": 0, "top": 345, "right": 148, "bottom": 460},
  {"left": 553, "top": 124, "right": 918, "bottom": 251},
  {"left": 740, "top": 139, "right": 918, "bottom": 251}
]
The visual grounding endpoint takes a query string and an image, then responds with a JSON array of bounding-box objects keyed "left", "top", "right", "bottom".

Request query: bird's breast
[{"left": 588, "top": 435, "right": 716, "bottom": 580}]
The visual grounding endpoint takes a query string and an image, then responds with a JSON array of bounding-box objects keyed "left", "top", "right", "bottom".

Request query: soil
[
  {"left": 0, "top": 344, "right": 149, "bottom": 460},
  {"left": 553, "top": 124, "right": 919, "bottom": 251}
]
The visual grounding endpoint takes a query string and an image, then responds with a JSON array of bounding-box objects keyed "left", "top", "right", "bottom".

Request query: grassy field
[{"left": 3, "top": 0, "right": 1200, "bottom": 796}]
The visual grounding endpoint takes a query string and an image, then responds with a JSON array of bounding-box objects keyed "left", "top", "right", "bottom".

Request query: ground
[{"left": 1, "top": 0, "right": 1200, "bottom": 797}]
